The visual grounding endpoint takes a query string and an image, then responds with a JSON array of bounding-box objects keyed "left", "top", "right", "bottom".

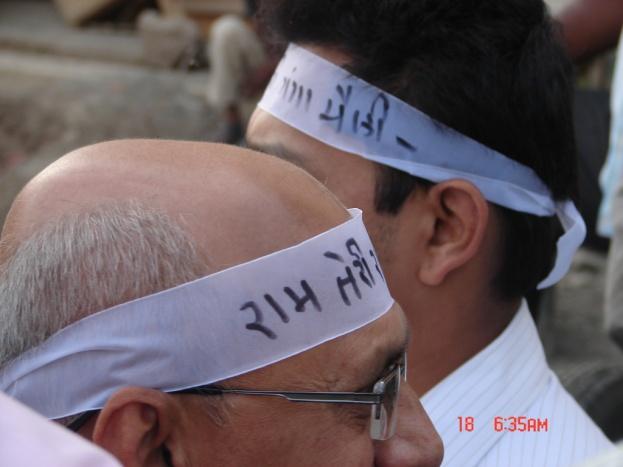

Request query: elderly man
[
  {"left": 246, "top": 0, "right": 613, "bottom": 465},
  {"left": 0, "top": 140, "right": 442, "bottom": 467}
]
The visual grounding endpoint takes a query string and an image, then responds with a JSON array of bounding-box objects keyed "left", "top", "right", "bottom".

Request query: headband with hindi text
[
  {"left": 258, "top": 44, "right": 587, "bottom": 289},
  {"left": 0, "top": 209, "right": 393, "bottom": 420}
]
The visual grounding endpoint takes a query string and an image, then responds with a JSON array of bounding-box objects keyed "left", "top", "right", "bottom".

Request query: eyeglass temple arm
[{"left": 202, "top": 388, "right": 382, "bottom": 404}]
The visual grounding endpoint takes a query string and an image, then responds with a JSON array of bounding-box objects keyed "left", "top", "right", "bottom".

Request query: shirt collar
[{"left": 421, "top": 301, "right": 552, "bottom": 466}]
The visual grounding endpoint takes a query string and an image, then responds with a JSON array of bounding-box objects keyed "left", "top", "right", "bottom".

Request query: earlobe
[
  {"left": 92, "top": 387, "right": 177, "bottom": 467},
  {"left": 418, "top": 181, "right": 489, "bottom": 286}
]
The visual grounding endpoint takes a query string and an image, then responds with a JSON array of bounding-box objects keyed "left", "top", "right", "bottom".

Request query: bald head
[
  {"left": 0, "top": 139, "right": 349, "bottom": 366},
  {"left": 2, "top": 139, "right": 347, "bottom": 268},
  {"left": 0, "top": 140, "right": 444, "bottom": 467}
]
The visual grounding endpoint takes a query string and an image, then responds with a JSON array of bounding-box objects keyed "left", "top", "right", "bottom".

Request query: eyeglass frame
[
  {"left": 174, "top": 352, "right": 407, "bottom": 441},
  {"left": 68, "top": 352, "right": 407, "bottom": 441}
]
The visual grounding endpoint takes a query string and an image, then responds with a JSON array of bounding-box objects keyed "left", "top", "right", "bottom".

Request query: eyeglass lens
[{"left": 370, "top": 362, "right": 402, "bottom": 440}]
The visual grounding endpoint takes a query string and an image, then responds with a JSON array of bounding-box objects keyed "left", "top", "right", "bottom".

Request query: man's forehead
[
  {"left": 318, "top": 304, "right": 409, "bottom": 390},
  {"left": 246, "top": 42, "right": 352, "bottom": 167},
  {"left": 2, "top": 139, "right": 350, "bottom": 265},
  {"left": 233, "top": 303, "right": 407, "bottom": 392},
  {"left": 247, "top": 110, "right": 369, "bottom": 172}
]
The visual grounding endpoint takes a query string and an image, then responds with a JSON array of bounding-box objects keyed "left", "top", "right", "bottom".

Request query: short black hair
[{"left": 260, "top": 0, "right": 577, "bottom": 300}]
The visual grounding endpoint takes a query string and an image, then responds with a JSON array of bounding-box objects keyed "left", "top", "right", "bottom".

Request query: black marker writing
[
  {"left": 264, "top": 294, "right": 290, "bottom": 323},
  {"left": 305, "top": 89, "right": 313, "bottom": 111},
  {"left": 240, "top": 280, "right": 323, "bottom": 339},
  {"left": 289, "top": 80, "right": 300, "bottom": 103},
  {"left": 280, "top": 77, "right": 291, "bottom": 99},
  {"left": 346, "top": 238, "right": 375, "bottom": 288},
  {"left": 284, "top": 280, "right": 322, "bottom": 312},
  {"left": 353, "top": 93, "right": 390, "bottom": 142},
  {"left": 324, "top": 251, "right": 343, "bottom": 262},
  {"left": 324, "top": 238, "right": 387, "bottom": 305},
  {"left": 240, "top": 301, "right": 277, "bottom": 340},
  {"left": 319, "top": 84, "right": 353, "bottom": 132},
  {"left": 336, "top": 267, "right": 362, "bottom": 306},
  {"left": 324, "top": 251, "right": 362, "bottom": 306},
  {"left": 369, "top": 249, "right": 385, "bottom": 282},
  {"left": 396, "top": 135, "right": 417, "bottom": 153},
  {"left": 280, "top": 76, "right": 313, "bottom": 111}
]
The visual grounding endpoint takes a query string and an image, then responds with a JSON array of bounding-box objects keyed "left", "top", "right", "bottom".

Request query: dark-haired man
[{"left": 246, "top": 0, "right": 613, "bottom": 465}]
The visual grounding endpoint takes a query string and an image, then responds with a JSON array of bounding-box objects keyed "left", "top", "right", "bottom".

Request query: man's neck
[{"left": 406, "top": 296, "right": 521, "bottom": 395}]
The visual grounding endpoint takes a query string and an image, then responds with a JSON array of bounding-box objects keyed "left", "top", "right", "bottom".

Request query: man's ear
[
  {"left": 418, "top": 180, "right": 489, "bottom": 286},
  {"left": 92, "top": 387, "right": 179, "bottom": 467}
]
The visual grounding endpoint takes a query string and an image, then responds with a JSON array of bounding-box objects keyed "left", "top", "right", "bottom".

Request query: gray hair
[{"left": 0, "top": 201, "right": 209, "bottom": 367}]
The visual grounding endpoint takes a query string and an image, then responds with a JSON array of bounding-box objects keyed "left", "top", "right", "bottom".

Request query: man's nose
[{"left": 374, "top": 385, "right": 444, "bottom": 467}]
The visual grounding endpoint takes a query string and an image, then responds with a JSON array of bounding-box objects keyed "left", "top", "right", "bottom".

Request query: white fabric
[
  {"left": 0, "top": 209, "right": 393, "bottom": 420},
  {"left": 258, "top": 44, "right": 587, "bottom": 289},
  {"left": 422, "top": 302, "right": 613, "bottom": 467},
  {"left": 599, "top": 32, "right": 623, "bottom": 346},
  {"left": 0, "top": 392, "right": 120, "bottom": 467},
  {"left": 597, "top": 32, "right": 623, "bottom": 238},
  {"left": 575, "top": 444, "right": 623, "bottom": 467}
]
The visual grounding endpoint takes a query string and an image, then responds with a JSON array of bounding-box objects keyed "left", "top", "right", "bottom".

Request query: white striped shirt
[
  {"left": 576, "top": 444, "right": 623, "bottom": 467},
  {"left": 421, "top": 302, "right": 613, "bottom": 467}
]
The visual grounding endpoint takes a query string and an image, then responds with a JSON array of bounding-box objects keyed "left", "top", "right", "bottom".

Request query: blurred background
[{"left": 0, "top": 0, "right": 622, "bottom": 442}]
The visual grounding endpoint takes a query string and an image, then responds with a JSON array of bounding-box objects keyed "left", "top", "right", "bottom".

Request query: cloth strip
[
  {"left": 0, "top": 208, "right": 393, "bottom": 420},
  {"left": 258, "top": 44, "right": 587, "bottom": 289}
]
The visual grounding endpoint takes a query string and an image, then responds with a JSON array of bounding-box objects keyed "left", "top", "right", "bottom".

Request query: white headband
[
  {"left": 0, "top": 209, "right": 393, "bottom": 420},
  {"left": 258, "top": 44, "right": 586, "bottom": 289}
]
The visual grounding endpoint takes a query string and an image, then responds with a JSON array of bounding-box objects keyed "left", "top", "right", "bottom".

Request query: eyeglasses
[
  {"left": 68, "top": 353, "right": 406, "bottom": 441},
  {"left": 175, "top": 352, "right": 407, "bottom": 441}
]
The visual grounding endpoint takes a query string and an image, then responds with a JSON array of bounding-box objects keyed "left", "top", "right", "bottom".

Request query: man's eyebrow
[{"left": 247, "top": 141, "right": 308, "bottom": 169}]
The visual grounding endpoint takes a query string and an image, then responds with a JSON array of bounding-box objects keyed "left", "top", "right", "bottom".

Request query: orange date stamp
[{"left": 457, "top": 416, "right": 549, "bottom": 433}]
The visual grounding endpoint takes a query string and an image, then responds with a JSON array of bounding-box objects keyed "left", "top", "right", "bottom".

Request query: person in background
[
  {"left": 206, "top": 0, "right": 279, "bottom": 144},
  {"left": 246, "top": 0, "right": 613, "bottom": 465},
  {"left": 558, "top": 0, "right": 623, "bottom": 350}
]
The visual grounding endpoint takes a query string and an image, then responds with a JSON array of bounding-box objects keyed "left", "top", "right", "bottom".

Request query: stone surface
[
  {"left": 0, "top": 1, "right": 145, "bottom": 65},
  {"left": 0, "top": 49, "right": 215, "bottom": 223}
]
